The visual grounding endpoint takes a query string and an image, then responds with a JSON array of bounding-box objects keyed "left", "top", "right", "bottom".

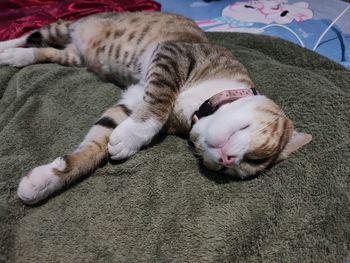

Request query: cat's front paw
[
  {"left": 108, "top": 119, "right": 142, "bottom": 160},
  {"left": 17, "top": 157, "right": 65, "bottom": 204},
  {"left": 108, "top": 118, "right": 160, "bottom": 160}
]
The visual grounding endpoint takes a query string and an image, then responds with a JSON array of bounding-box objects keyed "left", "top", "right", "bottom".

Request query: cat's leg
[
  {"left": 108, "top": 50, "right": 181, "bottom": 160},
  {"left": 0, "top": 35, "right": 28, "bottom": 51},
  {"left": 0, "top": 45, "right": 82, "bottom": 67},
  {"left": 16, "top": 85, "right": 142, "bottom": 204},
  {"left": 0, "top": 20, "right": 78, "bottom": 67}
]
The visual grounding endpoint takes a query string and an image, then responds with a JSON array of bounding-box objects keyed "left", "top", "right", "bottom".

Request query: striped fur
[
  {"left": 0, "top": 12, "right": 311, "bottom": 204},
  {"left": 56, "top": 105, "right": 131, "bottom": 187}
]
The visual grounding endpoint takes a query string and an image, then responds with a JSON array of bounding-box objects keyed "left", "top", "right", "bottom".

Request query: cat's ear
[{"left": 277, "top": 131, "right": 312, "bottom": 162}]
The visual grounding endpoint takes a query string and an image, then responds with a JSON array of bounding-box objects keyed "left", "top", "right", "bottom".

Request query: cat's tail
[
  {"left": 0, "top": 19, "right": 72, "bottom": 51},
  {"left": 17, "top": 104, "right": 131, "bottom": 205}
]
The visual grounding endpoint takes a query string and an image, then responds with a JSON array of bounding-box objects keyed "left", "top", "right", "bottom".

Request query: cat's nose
[{"left": 219, "top": 154, "right": 236, "bottom": 166}]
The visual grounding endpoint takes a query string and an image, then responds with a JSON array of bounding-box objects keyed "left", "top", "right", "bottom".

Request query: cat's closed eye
[
  {"left": 243, "top": 156, "right": 270, "bottom": 165},
  {"left": 240, "top": 125, "right": 250, "bottom": 131}
]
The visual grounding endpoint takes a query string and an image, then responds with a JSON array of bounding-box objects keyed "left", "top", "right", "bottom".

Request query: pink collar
[{"left": 192, "top": 88, "right": 259, "bottom": 125}]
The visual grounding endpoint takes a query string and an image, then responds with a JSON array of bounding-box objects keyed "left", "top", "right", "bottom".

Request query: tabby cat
[{"left": 0, "top": 12, "right": 312, "bottom": 205}]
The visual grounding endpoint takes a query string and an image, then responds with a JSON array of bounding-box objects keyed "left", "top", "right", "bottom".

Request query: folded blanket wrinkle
[{"left": 0, "top": 33, "right": 349, "bottom": 262}]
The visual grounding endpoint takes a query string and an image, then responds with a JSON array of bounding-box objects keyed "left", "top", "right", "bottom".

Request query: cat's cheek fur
[
  {"left": 17, "top": 157, "right": 66, "bottom": 204},
  {"left": 108, "top": 118, "right": 161, "bottom": 160}
]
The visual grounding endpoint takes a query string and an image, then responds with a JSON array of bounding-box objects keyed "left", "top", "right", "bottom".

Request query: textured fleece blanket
[{"left": 0, "top": 33, "right": 349, "bottom": 263}]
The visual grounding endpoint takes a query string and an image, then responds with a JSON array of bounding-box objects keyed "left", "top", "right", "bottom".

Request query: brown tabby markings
[
  {"left": 39, "top": 21, "right": 72, "bottom": 48},
  {"left": 26, "top": 12, "right": 252, "bottom": 133},
  {"left": 130, "top": 17, "right": 139, "bottom": 24},
  {"left": 53, "top": 104, "right": 131, "bottom": 182},
  {"left": 113, "top": 29, "right": 125, "bottom": 38},
  {"left": 33, "top": 48, "right": 80, "bottom": 66},
  {"left": 248, "top": 104, "right": 293, "bottom": 165},
  {"left": 128, "top": 31, "right": 136, "bottom": 41}
]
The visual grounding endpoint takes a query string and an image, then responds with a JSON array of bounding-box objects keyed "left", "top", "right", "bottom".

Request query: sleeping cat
[{"left": 0, "top": 12, "right": 312, "bottom": 205}]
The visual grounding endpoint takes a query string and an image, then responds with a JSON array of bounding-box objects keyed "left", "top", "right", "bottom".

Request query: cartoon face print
[{"left": 222, "top": 0, "right": 313, "bottom": 24}]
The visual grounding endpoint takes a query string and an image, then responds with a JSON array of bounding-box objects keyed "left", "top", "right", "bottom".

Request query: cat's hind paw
[
  {"left": 0, "top": 48, "right": 35, "bottom": 67},
  {"left": 17, "top": 157, "right": 65, "bottom": 205}
]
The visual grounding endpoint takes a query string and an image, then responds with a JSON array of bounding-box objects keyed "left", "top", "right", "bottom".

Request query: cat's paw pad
[
  {"left": 0, "top": 48, "right": 35, "bottom": 67},
  {"left": 17, "top": 157, "right": 65, "bottom": 204}
]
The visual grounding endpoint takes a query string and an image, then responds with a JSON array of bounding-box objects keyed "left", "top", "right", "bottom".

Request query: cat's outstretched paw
[
  {"left": 108, "top": 119, "right": 142, "bottom": 160},
  {"left": 17, "top": 157, "right": 65, "bottom": 205},
  {"left": 108, "top": 118, "right": 160, "bottom": 160},
  {"left": 0, "top": 48, "right": 35, "bottom": 67}
]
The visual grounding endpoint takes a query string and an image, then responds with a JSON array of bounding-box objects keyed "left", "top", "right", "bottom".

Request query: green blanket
[{"left": 1, "top": 33, "right": 349, "bottom": 262}]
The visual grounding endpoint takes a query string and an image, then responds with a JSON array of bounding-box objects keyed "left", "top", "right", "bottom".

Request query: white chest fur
[{"left": 174, "top": 78, "right": 250, "bottom": 121}]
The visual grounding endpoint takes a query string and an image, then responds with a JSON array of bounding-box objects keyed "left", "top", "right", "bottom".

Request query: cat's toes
[
  {"left": 108, "top": 140, "right": 138, "bottom": 160},
  {"left": 17, "top": 157, "right": 66, "bottom": 204},
  {"left": 0, "top": 48, "right": 35, "bottom": 67}
]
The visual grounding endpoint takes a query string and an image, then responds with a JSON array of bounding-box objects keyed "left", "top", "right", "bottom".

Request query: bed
[{"left": 0, "top": 31, "right": 349, "bottom": 262}]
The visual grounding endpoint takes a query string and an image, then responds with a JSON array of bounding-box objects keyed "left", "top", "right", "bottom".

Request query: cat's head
[{"left": 189, "top": 95, "right": 312, "bottom": 178}]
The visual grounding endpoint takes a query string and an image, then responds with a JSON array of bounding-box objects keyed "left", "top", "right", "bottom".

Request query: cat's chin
[
  {"left": 202, "top": 159, "right": 250, "bottom": 179},
  {"left": 220, "top": 167, "right": 250, "bottom": 180},
  {"left": 203, "top": 159, "right": 223, "bottom": 171}
]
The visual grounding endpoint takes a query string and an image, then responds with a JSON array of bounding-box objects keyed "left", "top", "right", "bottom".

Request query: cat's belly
[{"left": 70, "top": 19, "right": 158, "bottom": 87}]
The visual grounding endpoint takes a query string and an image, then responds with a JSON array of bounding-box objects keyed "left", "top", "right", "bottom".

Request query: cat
[{"left": 0, "top": 12, "right": 312, "bottom": 205}]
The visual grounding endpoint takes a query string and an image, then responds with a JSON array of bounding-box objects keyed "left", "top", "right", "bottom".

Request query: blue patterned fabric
[{"left": 157, "top": 0, "right": 350, "bottom": 68}]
